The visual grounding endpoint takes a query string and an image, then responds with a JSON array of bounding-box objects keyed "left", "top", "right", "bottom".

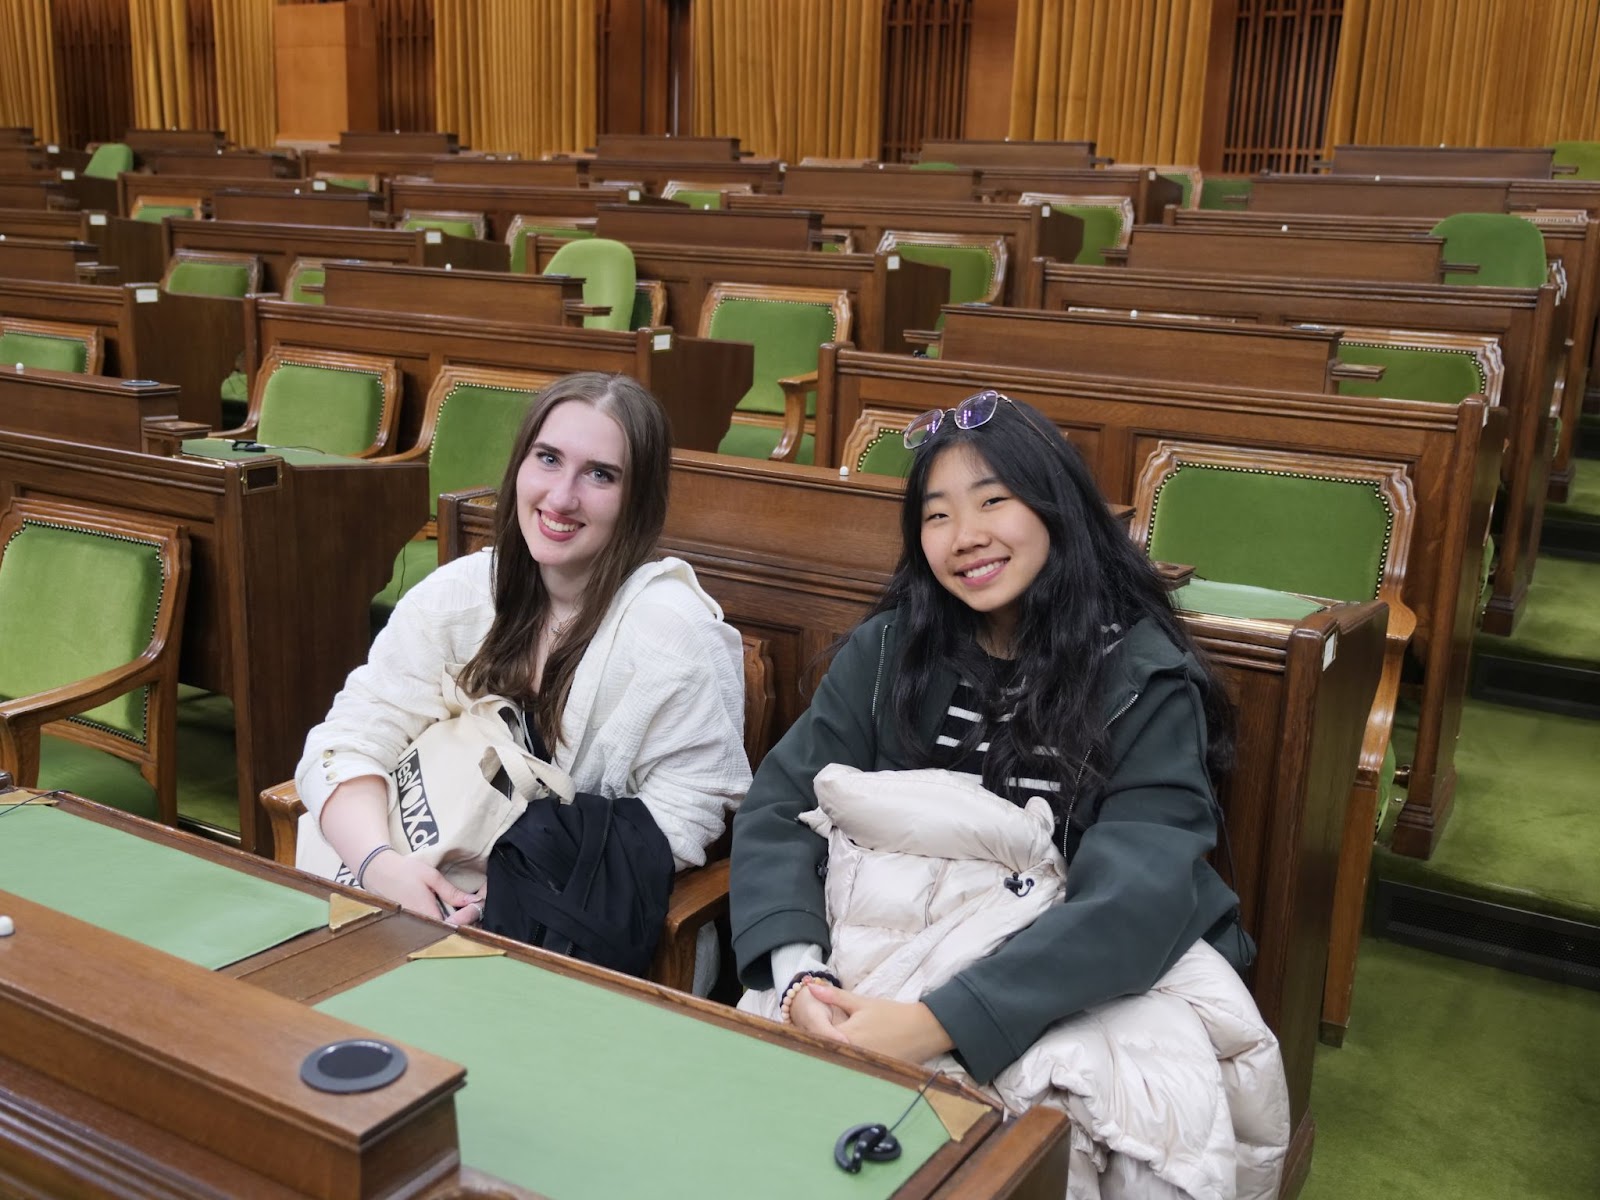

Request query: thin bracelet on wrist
[
  {"left": 354, "top": 843, "right": 395, "bottom": 889},
  {"left": 779, "top": 969, "right": 842, "bottom": 1022}
]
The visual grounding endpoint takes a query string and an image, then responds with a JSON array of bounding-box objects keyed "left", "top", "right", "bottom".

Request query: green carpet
[
  {"left": 1546, "top": 459, "right": 1600, "bottom": 524},
  {"left": 1376, "top": 699, "right": 1600, "bottom": 925},
  {"left": 1474, "top": 556, "right": 1600, "bottom": 668},
  {"left": 1304, "top": 938, "right": 1600, "bottom": 1200}
]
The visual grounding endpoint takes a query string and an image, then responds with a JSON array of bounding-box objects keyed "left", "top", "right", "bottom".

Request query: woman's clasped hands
[
  {"left": 361, "top": 849, "right": 486, "bottom": 927},
  {"left": 789, "top": 980, "right": 954, "bottom": 1065}
]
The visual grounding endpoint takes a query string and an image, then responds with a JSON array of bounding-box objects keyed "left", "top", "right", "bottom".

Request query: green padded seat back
[
  {"left": 543, "top": 238, "right": 637, "bottom": 332},
  {"left": 1159, "top": 171, "right": 1196, "bottom": 208},
  {"left": 705, "top": 296, "right": 839, "bottom": 417},
  {"left": 1171, "top": 578, "right": 1326, "bottom": 621},
  {"left": 1335, "top": 343, "right": 1485, "bottom": 404},
  {"left": 1429, "top": 213, "right": 1548, "bottom": 288},
  {"left": 911, "top": 161, "right": 960, "bottom": 171},
  {"left": 372, "top": 538, "right": 439, "bottom": 628},
  {"left": 1062, "top": 204, "right": 1129, "bottom": 265},
  {"left": 1551, "top": 141, "right": 1600, "bottom": 180},
  {"left": 1199, "top": 177, "right": 1252, "bottom": 210},
  {"left": 84, "top": 142, "right": 134, "bottom": 180},
  {"left": 1147, "top": 463, "right": 1394, "bottom": 603},
  {"left": 165, "top": 260, "right": 251, "bottom": 297},
  {"left": 715, "top": 423, "right": 815, "bottom": 466},
  {"left": 629, "top": 287, "right": 656, "bottom": 330},
  {"left": 321, "top": 175, "right": 373, "bottom": 191},
  {"left": 401, "top": 215, "right": 481, "bottom": 239},
  {"left": 428, "top": 381, "right": 543, "bottom": 516},
  {"left": 670, "top": 189, "right": 723, "bottom": 210},
  {"left": 508, "top": 225, "right": 594, "bottom": 274},
  {"left": 288, "top": 265, "right": 325, "bottom": 304},
  {"left": 255, "top": 363, "right": 388, "bottom": 456},
  {"left": 135, "top": 204, "right": 196, "bottom": 224},
  {"left": 893, "top": 242, "right": 996, "bottom": 305},
  {"left": 0, "top": 520, "right": 167, "bottom": 743},
  {"left": 0, "top": 331, "right": 88, "bottom": 372},
  {"left": 855, "top": 426, "right": 914, "bottom": 479}
]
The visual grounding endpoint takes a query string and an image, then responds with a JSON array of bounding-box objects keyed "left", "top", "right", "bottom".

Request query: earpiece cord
[{"left": 884, "top": 1068, "right": 943, "bottom": 1138}]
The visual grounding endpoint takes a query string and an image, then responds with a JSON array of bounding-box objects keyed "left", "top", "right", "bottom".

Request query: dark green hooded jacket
[{"left": 730, "top": 609, "right": 1251, "bottom": 1084}]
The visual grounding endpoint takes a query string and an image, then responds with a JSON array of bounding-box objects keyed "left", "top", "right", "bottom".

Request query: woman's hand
[
  {"left": 362, "top": 851, "right": 486, "bottom": 926},
  {"left": 802, "top": 981, "right": 955, "bottom": 1065},
  {"left": 788, "top": 981, "right": 850, "bottom": 1041}
]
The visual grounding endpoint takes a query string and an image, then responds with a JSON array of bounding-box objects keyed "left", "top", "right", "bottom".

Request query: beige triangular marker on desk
[
  {"left": 327, "top": 893, "right": 379, "bottom": 931},
  {"left": 409, "top": 934, "right": 505, "bottom": 960},
  {"left": 925, "top": 1090, "right": 989, "bottom": 1142},
  {"left": 3, "top": 788, "right": 61, "bottom": 805}
]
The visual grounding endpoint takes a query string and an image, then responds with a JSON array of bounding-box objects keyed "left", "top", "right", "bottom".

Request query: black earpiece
[{"left": 834, "top": 1122, "right": 902, "bottom": 1173}]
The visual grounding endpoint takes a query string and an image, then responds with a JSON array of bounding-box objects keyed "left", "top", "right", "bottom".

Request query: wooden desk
[
  {"left": 1325, "top": 146, "right": 1556, "bottom": 179},
  {"left": 0, "top": 433, "right": 429, "bottom": 852},
  {"left": 385, "top": 180, "right": 629, "bottom": 241},
  {"left": 0, "top": 367, "right": 186, "bottom": 452},
  {"left": 594, "top": 203, "right": 823, "bottom": 251},
  {"left": 211, "top": 188, "right": 384, "bottom": 228},
  {"left": 0, "top": 790, "right": 1071, "bottom": 1200},
  {"left": 0, "top": 236, "right": 102, "bottom": 284},
  {"left": 318, "top": 261, "right": 587, "bottom": 327}
]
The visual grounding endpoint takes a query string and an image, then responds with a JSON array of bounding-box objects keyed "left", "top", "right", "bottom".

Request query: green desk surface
[
  {"left": 0, "top": 802, "right": 327, "bottom": 969},
  {"left": 317, "top": 956, "right": 952, "bottom": 1200},
  {"left": 181, "top": 438, "right": 357, "bottom": 467}
]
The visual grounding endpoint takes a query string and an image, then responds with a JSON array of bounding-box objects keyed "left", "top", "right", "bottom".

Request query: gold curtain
[
  {"left": 692, "top": 0, "right": 884, "bottom": 163},
  {"left": 434, "top": 0, "right": 596, "bottom": 157},
  {"left": 128, "top": 0, "right": 194, "bottom": 129},
  {"left": 213, "top": 0, "right": 275, "bottom": 148},
  {"left": 1327, "top": 0, "right": 1600, "bottom": 147},
  {"left": 1008, "top": 0, "right": 1213, "bottom": 164},
  {"left": 0, "top": 0, "right": 60, "bottom": 144}
]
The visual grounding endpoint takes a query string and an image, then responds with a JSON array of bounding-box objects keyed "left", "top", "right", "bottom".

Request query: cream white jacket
[
  {"left": 295, "top": 550, "right": 751, "bottom": 871},
  {"left": 741, "top": 765, "right": 1289, "bottom": 1200}
]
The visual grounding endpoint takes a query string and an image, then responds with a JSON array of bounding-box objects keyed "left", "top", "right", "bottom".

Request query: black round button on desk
[{"left": 300, "top": 1039, "right": 408, "bottom": 1094}]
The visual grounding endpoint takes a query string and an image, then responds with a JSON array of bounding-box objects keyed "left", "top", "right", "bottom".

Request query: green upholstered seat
[
  {"left": 508, "top": 224, "right": 594, "bottom": 274},
  {"left": 321, "top": 175, "right": 374, "bottom": 190},
  {"left": 851, "top": 425, "right": 914, "bottom": 479},
  {"left": 164, "top": 259, "right": 253, "bottom": 297},
  {"left": 400, "top": 215, "right": 483, "bottom": 239},
  {"left": 1429, "top": 213, "right": 1548, "bottom": 288},
  {"left": 716, "top": 423, "right": 815, "bottom": 465},
  {"left": 1146, "top": 464, "right": 1394, "bottom": 603},
  {"left": 1061, "top": 203, "right": 1131, "bottom": 265},
  {"left": 134, "top": 203, "right": 197, "bottom": 224},
  {"left": 0, "top": 521, "right": 166, "bottom": 750},
  {"left": 1551, "top": 141, "right": 1600, "bottom": 180},
  {"left": 1171, "top": 578, "right": 1326, "bottom": 621},
  {"left": 706, "top": 292, "right": 841, "bottom": 466},
  {"left": 254, "top": 362, "right": 390, "bottom": 457},
  {"left": 0, "top": 330, "right": 89, "bottom": 372},
  {"left": 287, "top": 264, "right": 325, "bottom": 304},
  {"left": 1159, "top": 170, "right": 1197, "bottom": 209},
  {"left": 911, "top": 161, "right": 960, "bottom": 171},
  {"left": 669, "top": 188, "right": 723, "bottom": 210},
  {"left": 83, "top": 142, "right": 134, "bottom": 180},
  {"left": 1199, "top": 177, "right": 1252, "bottom": 209},
  {"left": 372, "top": 538, "right": 439, "bottom": 628},
  {"left": 543, "top": 238, "right": 637, "bottom": 332},
  {"left": 891, "top": 241, "right": 998, "bottom": 306},
  {"left": 1335, "top": 343, "right": 1486, "bottom": 404}
]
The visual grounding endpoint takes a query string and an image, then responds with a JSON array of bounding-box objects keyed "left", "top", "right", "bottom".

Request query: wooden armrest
[
  {"left": 1154, "top": 561, "right": 1195, "bottom": 589},
  {"left": 1329, "top": 362, "right": 1386, "bottom": 381},
  {"left": 1553, "top": 164, "right": 1579, "bottom": 175},
  {"left": 0, "top": 656, "right": 162, "bottom": 786},
  {"left": 74, "top": 263, "right": 119, "bottom": 284},
  {"left": 662, "top": 858, "right": 731, "bottom": 939},
  {"left": 563, "top": 302, "right": 613, "bottom": 317},
  {"left": 142, "top": 417, "right": 214, "bottom": 456},
  {"left": 260, "top": 779, "right": 306, "bottom": 867},
  {"left": 1440, "top": 261, "right": 1479, "bottom": 276},
  {"left": 1357, "top": 599, "right": 1415, "bottom": 785},
  {"left": 1100, "top": 247, "right": 1130, "bottom": 265},
  {"left": 901, "top": 328, "right": 940, "bottom": 348},
  {"left": 770, "top": 370, "right": 817, "bottom": 463}
]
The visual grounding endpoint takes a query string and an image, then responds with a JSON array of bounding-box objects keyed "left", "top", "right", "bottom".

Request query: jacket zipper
[
  {"left": 1061, "top": 689, "right": 1140, "bottom": 858},
  {"left": 870, "top": 622, "right": 891, "bottom": 719}
]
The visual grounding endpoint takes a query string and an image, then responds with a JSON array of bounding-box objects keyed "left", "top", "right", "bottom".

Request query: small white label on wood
[
  {"left": 628, "top": 189, "right": 641, "bottom": 202},
  {"left": 652, "top": 332, "right": 672, "bottom": 352},
  {"left": 135, "top": 287, "right": 159, "bottom": 304},
  {"left": 424, "top": 229, "right": 443, "bottom": 243},
  {"left": 60, "top": 169, "right": 76, "bottom": 180},
  {"left": 88, "top": 213, "right": 107, "bottom": 226},
  {"left": 1323, "top": 632, "right": 1338, "bottom": 671},
  {"left": 888, "top": 254, "right": 901, "bottom": 270},
  {"left": 312, "top": 179, "right": 327, "bottom": 190},
  {"left": 1041, "top": 204, "right": 1052, "bottom": 216},
  {"left": 47, "top": 144, "right": 59, "bottom": 153}
]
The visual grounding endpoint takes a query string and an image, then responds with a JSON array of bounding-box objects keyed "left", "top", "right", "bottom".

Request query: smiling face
[
  {"left": 919, "top": 443, "right": 1052, "bottom": 650},
  {"left": 514, "top": 399, "right": 628, "bottom": 593}
]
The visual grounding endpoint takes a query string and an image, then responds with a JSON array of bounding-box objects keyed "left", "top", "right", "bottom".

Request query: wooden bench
[
  {"left": 338, "top": 129, "right": 459, "bottom": 154},
  {"left": 1038, "top": 263, "right": 1557, "bottom": 652},
  {"left": 424, "top": 158, "right": 584, "bottom": 187},
  {"left": 0, "top": 208, "right": 96, "bottom": 240},
  {"left": 0, "top": 173, "right": 65, "bottom": 209},
  {"left": 519, "top": 239, "right": 946, "bottom": 354},
  {"left": 1248, "top": 174, "right": 1515, "bottom": 219},
  {"left": 585, "top": 157, "right": 786, "bottom": 194},
  {"left": 1113, "top": 223, "right": 1454, "bottom": 283},
  {"left": 117, "top": 171, "right": 332, "bottom": 219},
  {"left": 594, "top": 204, "right": 824, "bottom": 251},
  {"left": 978, "top": 165, "right": 1183, "bottom": 221},
  {"left": 301, "top": 149, "right": 479, "bottom": 185},
  {"left": 594, "top": 133, "right": 745, "bottom": 160},
  {"left": 147, "top": 150, "right": 301, "bottom": 179},
  {"left": 0, "top": 367, "right": 194, "bottom": 453},
  {"left": 0, "top": 236, "right": 104, "bottom": 284},
  {"left": 917, "top": 137, "right": 1105, "bottom": 168},
  {"left": 210, "top": 188, "right": 384, "bottom": 228},
  {"left": 386, "top": 179, "right": 631, "bottom": 240},
  {"left": 730, "top": 192, "right": 1082, "bottom": 305},
  {"left": 782, "top": 164, "right": 983, "bottom": 203},
  {"left": 124, "top": 128, "right": 225, "bottom": 156},
  {"left": 818, "top": 339, "right": 1503, "bottom": 867},
  {"left": 0, "top": 431, "right": 428, "bottom": 852},
  {"left": 317, "top": 260, "right": 589, "bottom": 327},
  {"left": 244, "top": 296, "right": 753, "bottom": 455},
  {"left": 441, "top": 454, "right": 1391, "bottom": 1200},
  {"left": 1324, "top": 145, "right": 1558, "bottom": 179}
]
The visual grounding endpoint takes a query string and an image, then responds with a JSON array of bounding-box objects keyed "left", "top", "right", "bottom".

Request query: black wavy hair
[{"left": 867, "top": 395, "right": 1235, "bottom": 835}]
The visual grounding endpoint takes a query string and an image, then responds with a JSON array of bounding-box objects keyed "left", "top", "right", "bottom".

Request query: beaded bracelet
[
  {"left": 779, "top": 969, "right": 843, "bottom": 1023},
  {"left": 354, "top": 844, "right": 395, "bottom": 889}
]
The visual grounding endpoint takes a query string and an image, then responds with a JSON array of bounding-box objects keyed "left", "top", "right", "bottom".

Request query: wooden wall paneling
[
  {"left": 51, "top": 0, "right": 135, "bottom": 150},
  {"left": 1223, "top": 0, "right": 1344, "bottom": 175},
  {"left": 597, "top": 0, "right": 670, "bottom": 136},
  {"left": 882, "top": 0, "right": 973, "bottom": 164},
  {"left": 187, "top": 0, "right": 220, "bottom": 136},
  {"left": 962, "top": 0, "right": 1017, "bottom": 140},
  {"left": 375, "top": 0, "right": 435, "bottom": 134}
]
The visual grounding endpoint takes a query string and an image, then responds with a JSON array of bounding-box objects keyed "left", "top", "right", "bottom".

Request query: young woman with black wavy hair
[{"left": 729, "top": 390, "right": 1255, "bottom": 1081}]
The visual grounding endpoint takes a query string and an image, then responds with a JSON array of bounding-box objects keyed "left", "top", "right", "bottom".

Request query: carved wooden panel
[
  {"left": 52, "top": 0, "right": 135, "bottom": 149},
  {"left": 1223, "top": 0, "right": 1344, "bottom": 174},
  {"left": 881, "top": 0, "right": 974, "bottom": 164},
  {"left": 376, "top": 0, "right": 436, "bottom": 133}
]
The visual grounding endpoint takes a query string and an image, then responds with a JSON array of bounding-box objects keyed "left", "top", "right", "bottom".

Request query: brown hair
[{"left": 457, "top": 371, "right": 671, "bottom": 747}]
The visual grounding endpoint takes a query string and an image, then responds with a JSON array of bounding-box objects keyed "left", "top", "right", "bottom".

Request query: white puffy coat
[{"left": 740, "top": 764, "right": 1290, "bottom": 1200}]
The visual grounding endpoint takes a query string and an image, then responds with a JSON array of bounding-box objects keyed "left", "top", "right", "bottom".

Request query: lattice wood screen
[
  {"left": 51, "top": 0, "right": 135, "bottom": 148},
  {"left": 881, "top": 0, "right": 973, "bottom": 164},
  {"left": 1223, "top": 0, "right": 1344, "bottom": 174},
  {"left": 187, "top": 0, "right": 220, "bottom": 132},
  {"left": 372, "top": 0, "right": 435, "bottom": 132}
]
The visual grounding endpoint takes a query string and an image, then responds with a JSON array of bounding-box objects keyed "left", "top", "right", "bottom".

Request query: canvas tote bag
[{"left": 297, "top": 672, "right": 575, "bottom": 892}]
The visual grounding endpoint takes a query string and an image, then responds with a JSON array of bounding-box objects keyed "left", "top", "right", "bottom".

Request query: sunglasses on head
[{"left": 902, "top": 389, "right": 1061, "bottom": 456}]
